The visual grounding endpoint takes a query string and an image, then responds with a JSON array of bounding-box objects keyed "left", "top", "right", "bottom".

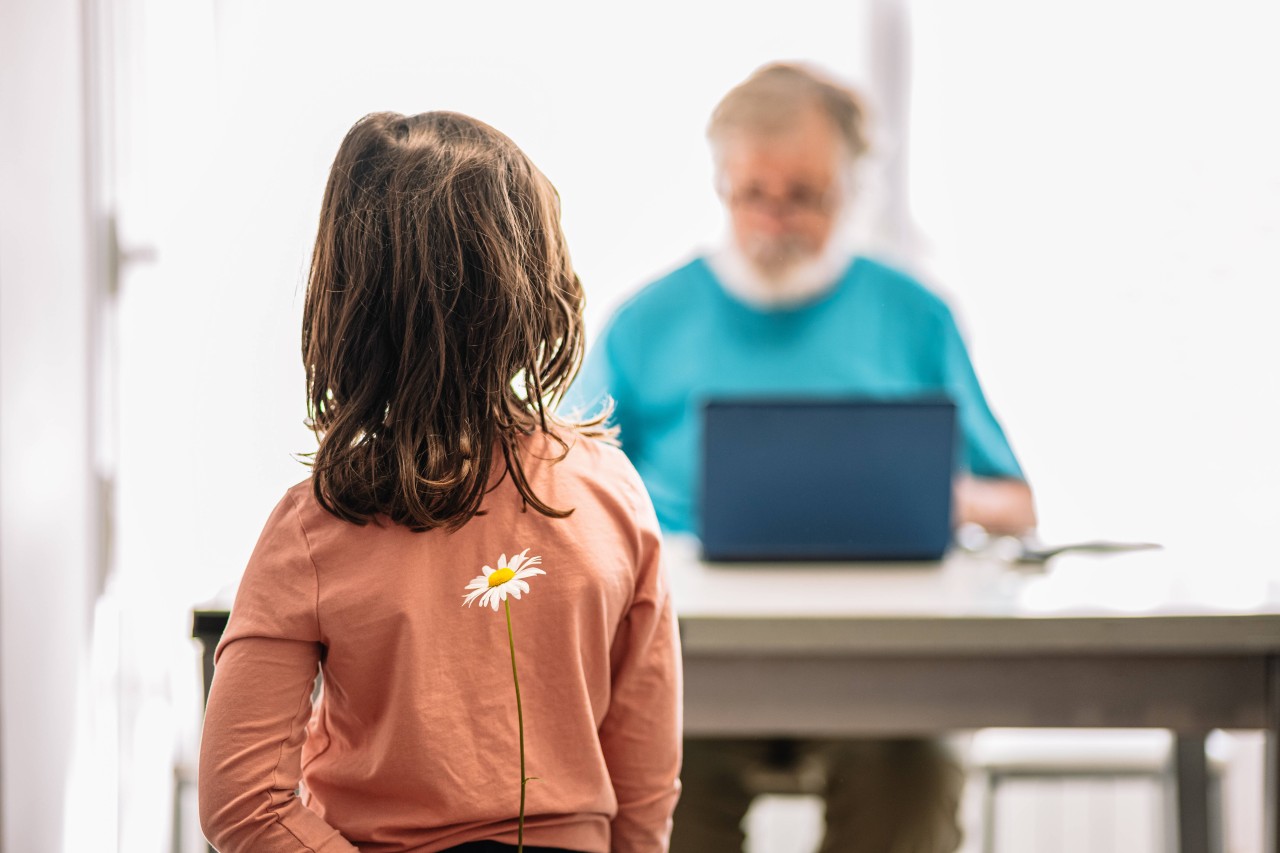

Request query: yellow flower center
[{"left": 488, "top": 567, "right": 515, "bottom": 587}]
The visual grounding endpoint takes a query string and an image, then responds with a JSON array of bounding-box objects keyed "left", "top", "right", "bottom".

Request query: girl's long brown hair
[{"left": 302, "top": 111, "right": 605, "bottom": 531}]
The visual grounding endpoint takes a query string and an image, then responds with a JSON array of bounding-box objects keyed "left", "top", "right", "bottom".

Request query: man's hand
[{"left": 953, "top": 476, "right": 1037, "bottom": 535}]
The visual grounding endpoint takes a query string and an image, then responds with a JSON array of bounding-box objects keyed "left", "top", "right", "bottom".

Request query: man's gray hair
[{"left": 708, "top": 62, "right": 870, "bottom": 162}]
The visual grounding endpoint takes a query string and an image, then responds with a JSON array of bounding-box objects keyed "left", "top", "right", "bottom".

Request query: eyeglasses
[{"left": 725, "top": 182, "right": 840, "bottom": 218}]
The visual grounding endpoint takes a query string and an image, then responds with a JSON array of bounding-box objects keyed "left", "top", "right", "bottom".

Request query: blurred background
[{"left": 2, "top": 0, "right": 1278, "bottom": 851}]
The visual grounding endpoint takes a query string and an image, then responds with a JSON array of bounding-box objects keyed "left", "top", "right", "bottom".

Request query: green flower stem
[{"left": 504, "top": 598, "right": 526, "bottom": 853}]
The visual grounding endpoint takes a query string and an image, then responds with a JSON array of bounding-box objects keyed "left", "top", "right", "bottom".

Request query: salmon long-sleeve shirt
[{"left": 198, "top": 432, "right": 682, "bottom": 853}]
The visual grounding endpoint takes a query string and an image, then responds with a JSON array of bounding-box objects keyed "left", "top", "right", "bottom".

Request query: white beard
[{"left": 707, "top": 235, "right": 854, "bottom": 309}]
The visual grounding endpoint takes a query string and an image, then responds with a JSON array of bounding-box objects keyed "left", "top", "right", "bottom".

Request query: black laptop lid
[{"left": 700, "top": 397, "right": 958, "bottom": 562}]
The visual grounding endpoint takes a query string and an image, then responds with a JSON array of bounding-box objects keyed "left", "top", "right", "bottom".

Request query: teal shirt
[{"left": 564, "top": 256, "right": 1024, "bottom": 533}]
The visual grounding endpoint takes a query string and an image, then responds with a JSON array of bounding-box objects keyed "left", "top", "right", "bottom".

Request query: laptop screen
[{"left": 700, "top": 397, "right": 958, "bottom": 562}]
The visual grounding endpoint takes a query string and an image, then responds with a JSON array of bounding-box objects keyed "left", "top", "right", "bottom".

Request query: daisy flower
[
  {"left": 460, "top": 547, "right": 547, "bottom": 851},
  {"left": 461, "top": 548, "right": 545, "bottom": 611}
]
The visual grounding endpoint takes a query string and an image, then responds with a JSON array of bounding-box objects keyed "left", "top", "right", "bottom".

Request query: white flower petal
[{"left": 463, "top": 549, "right": 546, "bottom": 613}]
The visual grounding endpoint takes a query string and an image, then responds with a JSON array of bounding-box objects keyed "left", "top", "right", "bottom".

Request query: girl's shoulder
[
  {"left": 526, "top": 428, "right": 651, "bottom": 512},
  {"left": 528, "top": 426, "right": 634, "bottom": 475}
]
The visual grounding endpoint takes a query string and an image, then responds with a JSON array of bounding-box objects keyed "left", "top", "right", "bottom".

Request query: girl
[{"left": 198, "top": 111, "right": 682, "bottom": 853}]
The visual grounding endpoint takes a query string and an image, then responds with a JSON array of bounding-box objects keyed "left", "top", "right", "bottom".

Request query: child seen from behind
[{"left": 198, "top": 111, "right": 682, "bottom": 853}]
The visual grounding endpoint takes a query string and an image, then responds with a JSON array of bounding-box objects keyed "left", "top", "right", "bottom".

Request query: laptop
[{"left": 699, "top": 397, "right": 958, "bottom": 562}]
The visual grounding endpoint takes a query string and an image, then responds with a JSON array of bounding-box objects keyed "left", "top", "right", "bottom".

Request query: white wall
[
  {"left": 0, "top": 0, "right": 102, "bottom": 849},
  {"left": 909, "top": 0, "right": 1280, "bottom": 599}
]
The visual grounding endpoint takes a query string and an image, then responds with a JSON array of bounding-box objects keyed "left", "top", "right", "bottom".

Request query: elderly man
[{"left": 567, "top": 62, "right": 1035, "bottom": 852}]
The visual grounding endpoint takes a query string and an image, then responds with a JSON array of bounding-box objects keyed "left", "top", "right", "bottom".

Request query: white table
[{"left": 665, "top": 536, "right": 1280, "bottom": 853}]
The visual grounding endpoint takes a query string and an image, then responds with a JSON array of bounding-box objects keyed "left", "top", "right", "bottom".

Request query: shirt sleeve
[
  {"left": 198, "top": 491, "right": 359, "bottom": 853},
  {"left": 561, "top": 331, "right": 613, "bottom": 418},
  {"left": 561, "top": 320, "right": 645, "bottom": 461},
  {"left": 599, "top": 476, "right": 683, "bottom": 852},
  {"left": 936, "top": 311, "right": 1025, "bottom": 480}
]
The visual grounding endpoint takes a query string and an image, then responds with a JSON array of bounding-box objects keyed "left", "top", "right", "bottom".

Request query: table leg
[
  {"left": 1267, "top": 656, "right": 1279, "bottom": 853},
  {"left": 1175, "top": 733, "right": 1210, "bottom": 853}
]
